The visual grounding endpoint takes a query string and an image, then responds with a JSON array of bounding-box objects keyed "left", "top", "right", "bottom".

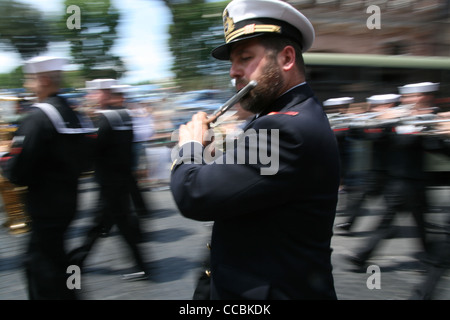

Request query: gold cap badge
[{"left": 223, "top": 9, "right": 235, "bottom": 41}]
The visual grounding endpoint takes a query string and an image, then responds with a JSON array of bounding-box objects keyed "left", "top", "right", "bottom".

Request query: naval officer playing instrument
[{"left": 170, "top": 0, "right": 340, "bottom": 300}]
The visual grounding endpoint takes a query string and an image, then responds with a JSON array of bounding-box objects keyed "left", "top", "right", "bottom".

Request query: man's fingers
[{"left": 193, "top": 111, "right": 208, "bottom": 121}]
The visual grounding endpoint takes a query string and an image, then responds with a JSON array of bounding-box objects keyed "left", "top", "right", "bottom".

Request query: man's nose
[{"left": 229, "top": 62, "right": 243, "bottom": 81}]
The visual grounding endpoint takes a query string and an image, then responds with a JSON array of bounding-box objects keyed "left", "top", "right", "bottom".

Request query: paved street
[{"left": 1, "top": 177, "right": 450, "bottom": 300}]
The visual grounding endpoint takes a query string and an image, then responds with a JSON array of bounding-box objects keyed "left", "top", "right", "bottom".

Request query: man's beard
[{"left": 239, "top": 58, "right": 284, "bottom": 115}]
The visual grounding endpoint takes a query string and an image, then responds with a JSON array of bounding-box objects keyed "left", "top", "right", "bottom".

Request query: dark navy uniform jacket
[
  {"left": 94, "top": 108, "right": 134, "bottom": 186},
  {"left": 171, "top": 83, "right": 340, "bottom": 300}
]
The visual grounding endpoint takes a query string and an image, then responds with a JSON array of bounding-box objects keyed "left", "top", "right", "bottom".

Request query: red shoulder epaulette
[{"left": 267, "top": 111, "right": 299, "bottom": 116}]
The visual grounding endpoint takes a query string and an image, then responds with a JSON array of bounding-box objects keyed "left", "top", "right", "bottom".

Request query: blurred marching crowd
[
  {"left": 324, "top": 81, "right": 450, "bottom": 299},
  {"left": 0, "top": 83, "right": 181, "bottom": 189}
]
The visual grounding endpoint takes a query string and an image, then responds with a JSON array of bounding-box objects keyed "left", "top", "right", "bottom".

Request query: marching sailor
[
  {"left": 69, "top": 79, "right": 149, "bottom": 281},
  {"left": 0, "top": 56, "right": 96, "bottom": 299}
]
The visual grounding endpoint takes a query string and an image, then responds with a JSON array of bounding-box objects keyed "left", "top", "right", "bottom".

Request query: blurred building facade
[
  {"left": 290, "top": 0, "right": 450, "bottom": 57},
  {"left": 282, "top": 0, "right": 450, "bottom": 105}
]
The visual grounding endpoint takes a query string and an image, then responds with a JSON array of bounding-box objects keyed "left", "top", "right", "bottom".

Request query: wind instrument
[{"left": 206, "top": 80, "right": 258, "bottom": 124}]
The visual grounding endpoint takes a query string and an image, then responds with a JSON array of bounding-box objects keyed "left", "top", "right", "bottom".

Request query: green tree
[
  {"left": 0, "top": 67, "right": 23, "bottom": 89},
  {"left": 166, "top": 0, "right": 230, "bottom": 90},
  {"left": 57, "top": 0, "right": 125, "bottom": 80},
  {"left": 0, "top": 0, "right": 49, "bottom": 59}
]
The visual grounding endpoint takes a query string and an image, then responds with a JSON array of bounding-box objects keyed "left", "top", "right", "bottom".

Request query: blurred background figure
[
  {"left": 399, "top": 83, "right": 450, "bottom": 300},
  {"left": 347, "top": 83, "right": 440, "bottom": 269},
  {"left": 323, "top": 97, "right": 353, "bottom": 192},
  {"left": 399, "top": 82, "right": 441, "bottom": 116},
  {"left": 409, "top": 109, "right": 450, "bottom": 299},
  {"left": 109, "top": 84, "right": 152, "bottom": 216},
  {"left": 335, "top": 94, "right": 400, "bottom": 233},
  {"left": 0, "top": 56, "right": 95, "bottom": 299},
  {"left": 128, "top": 98, "right": 154, "bottom": 216},
  {"left": 69, "top": 79, "right": 149, "bottom": 281}
]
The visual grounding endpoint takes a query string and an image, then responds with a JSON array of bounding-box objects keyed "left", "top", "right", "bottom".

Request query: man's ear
[{"left": 278, "top": 45, "right": 296, "bottom": 72}]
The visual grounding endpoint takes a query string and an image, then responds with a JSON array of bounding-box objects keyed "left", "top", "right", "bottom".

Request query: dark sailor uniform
[
  {"left": 90, "top": 108, "right": 147, "bottom": 274},
  {"left": 1, "top": 94, "right": 95, "bottom": 299}
]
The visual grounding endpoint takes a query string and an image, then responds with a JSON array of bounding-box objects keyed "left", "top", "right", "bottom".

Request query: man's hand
[
  {"left": 0, "top": 140, "right": 11, "bottom": 153},
  {"left": 435, "top": 112, "right": 450, "bottom": 136},
  {"left": 178, "top": 112, "right": 212, "bottom": 147}
]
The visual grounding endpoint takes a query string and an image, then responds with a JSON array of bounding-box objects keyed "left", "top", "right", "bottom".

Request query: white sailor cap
[
  {"left": 85, "top": 79, "right": 118, "bottom": 90},
  {"left": 398, "top": 82, "right": 440, "bottom": 95},
  {"left": 212, "top": 0, "right": 315, "bottom": 60},
  {"left": 23, "top": 56, "right": 67, "bottom": 74},
  {"left": 366, "top": 94, "right": 401, "bottom": 105},
  {"left": 323, "top": 97, "right": 354, "bottom": 107},
  {"left": 110, "top": 84, "right": 131, "bottom": 94}
]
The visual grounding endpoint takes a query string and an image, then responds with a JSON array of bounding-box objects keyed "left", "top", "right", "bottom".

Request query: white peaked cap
[
  {"left": 323, "top": 97, "right": 354, "bottom": 107},
  {"left": 110, "top": 84, "right": 131, "bottom": 94},
  {"left": 23, "top": 56, "right": 68, "bottom": 74},
  {"left": 398, "top": 82, "right": 440, "bottom": 94},
  {"left": 212, "top": 0, "right": 315, "bottom": 60},
  {"left": 366, "top": 94, "right": 401, "bottom": 105}
]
